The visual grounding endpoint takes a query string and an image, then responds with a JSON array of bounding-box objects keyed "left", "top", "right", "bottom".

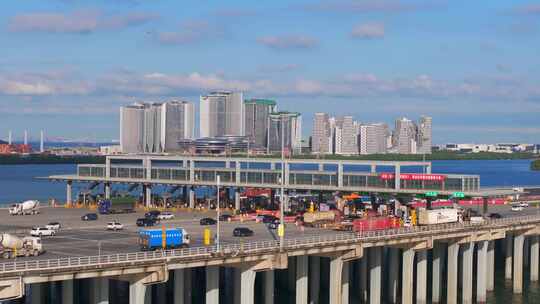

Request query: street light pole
[
  {"left": 279, "top": 116, "right": 285, "bottom": 252},
  {"left": 216, "top": 175, "right": 221, "bottom": 253}
]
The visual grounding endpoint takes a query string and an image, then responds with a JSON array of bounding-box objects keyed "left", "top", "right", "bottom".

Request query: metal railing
[{"left": 2, "top": 215, "right": 540, "bottom": 274}]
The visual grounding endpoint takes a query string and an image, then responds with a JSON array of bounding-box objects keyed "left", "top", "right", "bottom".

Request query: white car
[
  {"left": 107, "top": 222, "right": 124, "bottom": 231},
  {"left": 511, "top": 205, "right": 524, "bottom": 212},
  {"left": 157, "top": 212, "right": 174, "bottom": 220},
  {"left": 518, "top": 202, "right": 529, "bottom": 208},
  {"left": 45, "top": 222, "right": 61, "bottom": 231},
  {"left": 30, "top": 227, "right": 56, "bottom": 237}
]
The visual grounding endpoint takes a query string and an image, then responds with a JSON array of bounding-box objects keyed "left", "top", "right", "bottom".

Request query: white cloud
[
  {"left": 351, "top": 22, "right": 385, "bottom": 39},
  {"left": 257, "top": 35, "right": 318, "bottom": 50},
  {"left": 8, "top": 10, "right": 157, "bottom": 34}
]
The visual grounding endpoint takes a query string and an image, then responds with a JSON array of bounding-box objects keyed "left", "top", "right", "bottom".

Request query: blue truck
[{"left": 138, "top": 228, "right": 190, "bottom": 251}]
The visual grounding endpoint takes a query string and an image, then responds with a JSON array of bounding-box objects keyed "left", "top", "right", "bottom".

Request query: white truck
[
  {"left": 0, "top": 233, "right": 44, "bottom": 259},
  {"left": 418, "top": 208, "right": 459, "bottom": 225},
  {"left": 9, "top": 200, "right": 40, "bottom": 215}
]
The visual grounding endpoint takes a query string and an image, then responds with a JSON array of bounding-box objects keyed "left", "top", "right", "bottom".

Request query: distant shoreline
[
  {"left": 0, "top": 155, "right": 105, "bottom": 165},
  {"left": 0, "top": 151, "right": 538, "bottom": 165}
]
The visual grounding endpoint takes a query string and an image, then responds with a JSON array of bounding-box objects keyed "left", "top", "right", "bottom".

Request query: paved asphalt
[{"left": 0, "top": 204, "right": 538, "bottom": 261}]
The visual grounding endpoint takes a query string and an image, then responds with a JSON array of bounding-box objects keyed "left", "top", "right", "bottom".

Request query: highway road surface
[{"left": 0, "top": 204, "right": 538, "bottom": 261}]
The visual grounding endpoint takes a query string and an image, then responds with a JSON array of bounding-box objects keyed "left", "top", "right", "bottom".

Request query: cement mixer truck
[
  {"left": 9, "top": 200, "right": 40, "bottom": 215},
  {"left": 0, "top": 233, "right": 44, "bottom": 259}
]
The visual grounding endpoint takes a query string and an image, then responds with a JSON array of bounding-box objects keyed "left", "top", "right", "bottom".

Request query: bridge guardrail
[{"left": 2, "top": 215, "right": 540, "bottom": 274}]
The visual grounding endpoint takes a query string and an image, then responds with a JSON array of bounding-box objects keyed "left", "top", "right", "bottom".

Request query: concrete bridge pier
[
  {"left": 387, "top": 248, "right": 399, "bottom": 304},
  {"left": 447, "top": 242, "right": 459, "bottom": 304},
  {"left": 206, "top": 266, "right": 220, "bottom": 304},
  {"left": 128, "top": 279, "right": 149, "bottom": 304},
  {"left": 144, "top": 185, "right": 152, "bottom": 207},
  {"left": 416, "top": 250, "right": 428, "bottom": 304},
  {"left": 369, "top": 247, "right": 382, "bottom": 304},
  {"left": 462, "top": 242, "right": 474, "bottom": 304},
  {"left": 189, "top": 187, "right": 195, "bottom": 209},
  {"left": 309, "top": 256, "right": 320, "bottom": 304},
  {"left": 531, "top": 236, "right": 539, "bottom": 282},
  {"left": 513, "top": 234, "right": 525, "bottom": 294},
  {"left": 104, "top": 183, "right": 111, "bottom": 200},
  {"left": 432, "top": 243, "right": 443, "bottom": 303},
  {"left": 296, "top": 255, "right": 308, "bottom": 304},
  {"left": 235, "top": 190, "right": 241, "bottom": 211},
  {"left": 487, "top": 241, "right": 495, "bottom": 291},
  {"left": 402, "top": 248, "right": 414, "bottom": 304},
  {"left": 505, "top": 234, "right": 513, "bottom": 280},
  {"left": 91, "top": 278, "right": 109, "bottom": 304},
  {"left": 66, "top": 181, "right": 72, "bottom": 205},
  {"left": 173, "top": 269, "right": 189, "bottom": 304},
  {"left": 238, "top": 267, "right": 256, "bottom": 304},
  {"left": 264, "top": 270, "right": 275, "bottom": 304},
  {"left": 342, "top": 261, "right": 350, "bottom": 304},
  {"left": 329, "top": 255, "right": 344, "bottom": 304},
  {"left": 477, "top": 241, "right": 488, "bottom": 303},
  {"left": 62, "top": 280, "right": 74, "bottom": 304}
]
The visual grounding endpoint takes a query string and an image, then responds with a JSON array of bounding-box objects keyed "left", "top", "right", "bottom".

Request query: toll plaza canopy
[{"left": 48, "top": 155, "right": 482, "bottom": 196}]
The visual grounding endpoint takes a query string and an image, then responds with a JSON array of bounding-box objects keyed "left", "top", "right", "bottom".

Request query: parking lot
[
  {"left": 0, "top": 203, "right": 538, "bottom": 261},
  {"left": 0, "top": 207, "right": 339, "bottom": 260}
]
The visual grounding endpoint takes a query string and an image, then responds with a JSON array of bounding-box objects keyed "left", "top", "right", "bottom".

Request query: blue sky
[{"left": 0, "top": 0, "right": 539, "bottom": 144}]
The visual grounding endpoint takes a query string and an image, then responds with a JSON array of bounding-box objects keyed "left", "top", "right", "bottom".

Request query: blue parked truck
[{"left": 138, "top": 228, "right": 190, "bottom": 251}]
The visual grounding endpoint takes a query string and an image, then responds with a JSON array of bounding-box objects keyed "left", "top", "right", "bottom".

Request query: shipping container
[{"left": 417, "top": 208, "right": 459, "bottom": 225}]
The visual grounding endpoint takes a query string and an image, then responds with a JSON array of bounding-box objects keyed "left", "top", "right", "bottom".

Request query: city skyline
[{"left": 1, "top": 1, "right": 540, "bottom": 143}]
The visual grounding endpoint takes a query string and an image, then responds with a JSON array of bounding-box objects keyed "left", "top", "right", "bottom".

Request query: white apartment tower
[
  {"left": 312, "top": 113, "right": 332, "bottom": 154},
  {"left": 394, "top": 117, "right": 417, "bottom": 154},
  {"left": 359, "top": 123, "right": 388, "bottom": 154},
  {"left": 339, "top": 116, "right": 358, "bottom": 155},
  {"left": 200, "top": 91, "right": 245, "bottom": 138},
  {"left": 267, "top": 112, "right": 302, "bottom": 155},
  {"left": 161, "top": 101, "right": 196, "bottom": 151},
  {"left": 417, "top": 115, "right": 432, "bottom": 154},
  {"left": 120, "top": 103, "right": 145, "bottom": 153},
  {"left": 120, "top": 101, "right": 195, "bottom": 153}
]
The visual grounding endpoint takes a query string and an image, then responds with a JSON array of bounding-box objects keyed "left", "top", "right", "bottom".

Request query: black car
[
  {"left": 81, "top": 213, "right": 98, "bottom": 221},
  {"left": 219, "top": 214, "right": 233, "bottom": 222},
  {"left": 233, "top": 227, "right": 254, "bottom": 237},
  {"left": 488, "top": 213, "right": 503, "bottom": 219},
  {"left": 136, "top": 218, "right": 157, "bottom": 227},
  {"left": 200, "top": 218, "right": 217, "bottom": 225},
  {"left": 145, "top": 210, "right": 161, "bottom": 219}
]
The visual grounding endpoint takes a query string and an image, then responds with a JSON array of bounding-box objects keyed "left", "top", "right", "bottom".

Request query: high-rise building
[
  {"left": 120, "top": 101, "right": 195, "bottom": 153},
  {"left": 244, "top": 99, "right": 276, "bottom": 148},
  {"left": 338, "top": 116, "right": 358, "bottom": 155},
  {"left": 312, "top": 113, "right": 332, "bottom": 154},
  {"left": 267, "top": 112, "right": 302, "bottom": 155},
  {"left": 200, "top": 91, "right": 244, "bottom": 138},
  {"left": 417, "top": 115, "right": 432, "bottom": 154},
  {"left": 393, "top": 117, "right": 417, "bottom": 154},
  {"left": 120, "top": 103, "right": 145, "bottom": 153},
  {"left": 144, "top": 103, "right": 163, "bottom": 153},
  {"left": 359, "top": 123, "right": 388, "bottom": 154},
  {"left": 161, "top": 101, "right": 195, "bottom": 151}
]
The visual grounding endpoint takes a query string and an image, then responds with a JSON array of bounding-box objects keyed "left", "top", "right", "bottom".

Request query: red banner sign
[{"left": 379, "top": 173, "right": 446, "bottom": 181}]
